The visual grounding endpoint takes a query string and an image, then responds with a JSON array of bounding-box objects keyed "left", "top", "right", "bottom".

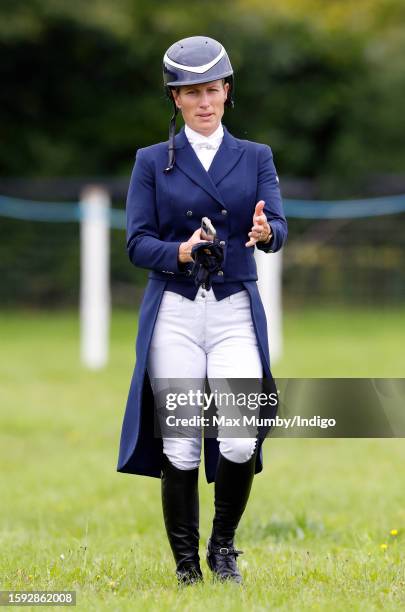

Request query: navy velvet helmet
[{"left": 162, "top": 36, "right": 234, "bottom": 172}]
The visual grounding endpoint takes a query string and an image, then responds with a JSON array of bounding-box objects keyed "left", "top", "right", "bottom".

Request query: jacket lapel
[
  {"left": 208, "top": 126, "right": 245, "bottom": 186},
  {"left": 173, "top": 128, "right": 225, "bottom": 206}
]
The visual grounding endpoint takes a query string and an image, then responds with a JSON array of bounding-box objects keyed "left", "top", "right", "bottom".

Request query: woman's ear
[
  {"left": 171, "top": 89, "right": 182, "bottom": 109},
  {"left": 223, "top": 82, "right": 230, "bottom": 101}
]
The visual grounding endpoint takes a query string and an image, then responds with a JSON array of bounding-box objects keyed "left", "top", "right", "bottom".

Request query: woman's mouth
[{"left": 197, "top": 113, "right": 213, "bottom": 118}]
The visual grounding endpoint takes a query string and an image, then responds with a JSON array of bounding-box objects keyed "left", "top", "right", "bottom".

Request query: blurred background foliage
[
  {"left": 1, "top": 0, "right": 405, "bottom": 307},
  {"left": 1, "top": 0, "right": 405, "bottom": 186}
]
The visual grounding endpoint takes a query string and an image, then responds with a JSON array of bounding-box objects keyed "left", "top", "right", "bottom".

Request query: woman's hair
[{"left": 171, "top": 78, "right": 226, "bottom": 95}]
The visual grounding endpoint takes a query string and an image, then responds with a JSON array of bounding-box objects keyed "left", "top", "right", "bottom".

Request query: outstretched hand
[{"left": 245, "top": 200, "right": 272, "bottom": 247}]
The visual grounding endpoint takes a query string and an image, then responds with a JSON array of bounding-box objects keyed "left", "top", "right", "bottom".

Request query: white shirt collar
[{"left": 184, "top": 123, "right": 224, "bottom": 147}]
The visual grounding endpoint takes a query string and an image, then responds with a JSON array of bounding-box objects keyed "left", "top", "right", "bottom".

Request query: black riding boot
[
  {"left": 207, "top": 445, "right": 258, "bottom": 584},
  {"left": 161, "top": 453, "right": 203, "bottom": 585}
]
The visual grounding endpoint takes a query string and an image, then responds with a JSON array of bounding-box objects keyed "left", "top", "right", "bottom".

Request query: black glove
[{"left": 190, "top": 240, "right": 224, "bottom": 290}]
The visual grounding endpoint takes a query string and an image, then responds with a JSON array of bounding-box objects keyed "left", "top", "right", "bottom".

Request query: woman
[{"left": 117, "top": 36, "right": 288, "bottom": 586}]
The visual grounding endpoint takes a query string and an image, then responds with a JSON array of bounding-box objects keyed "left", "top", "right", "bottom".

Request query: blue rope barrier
[
  {"left": 0, "top": 196, "right": 81, "bottom": 223},
  {"left": 284, "top": 194, "right": 405, "bottom": 219},
  {"left": 109, "top": 208, "right": 126, "bottom": 230},
  {"left": 1, "top": 193, "right": 405, "bottom": 224}
]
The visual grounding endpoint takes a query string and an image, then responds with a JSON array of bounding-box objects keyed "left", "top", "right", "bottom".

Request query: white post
[
  {"left": 255, "top": 249, "right": 283, "bottom": 364},
  {"left": 80, "top": 186, "right": 110, "bottom": 369}
]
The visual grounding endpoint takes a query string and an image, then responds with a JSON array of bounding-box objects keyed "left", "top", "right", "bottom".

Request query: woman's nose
[{"left": 199, "top": 93, "right": 210, "bottom": 107}]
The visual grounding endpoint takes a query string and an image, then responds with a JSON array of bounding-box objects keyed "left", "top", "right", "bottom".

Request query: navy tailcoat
[{"left": 116, "top": 125, "right": 288, "bottom": 483}]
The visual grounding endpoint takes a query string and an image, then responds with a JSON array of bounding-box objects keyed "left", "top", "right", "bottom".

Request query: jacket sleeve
[
  {"left": 126, "top": 148, "right": 184, "bottom": 273},
  {"left": 255, "top": 144, "right": 288, "bottom": 254}
]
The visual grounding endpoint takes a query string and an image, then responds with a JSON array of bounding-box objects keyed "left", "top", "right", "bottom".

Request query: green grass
[{"left": 1, "top": 307, "right": 405, "bottom": 610}]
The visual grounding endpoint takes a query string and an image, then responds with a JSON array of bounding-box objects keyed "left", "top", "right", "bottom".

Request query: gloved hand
[{"left": 190, "top": 240, "right": 224, "bottom": 290}]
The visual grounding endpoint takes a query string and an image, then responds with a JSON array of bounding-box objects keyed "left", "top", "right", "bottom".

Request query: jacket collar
[{"left": 173, "top": 126, "right": 245, "bottom": 207}]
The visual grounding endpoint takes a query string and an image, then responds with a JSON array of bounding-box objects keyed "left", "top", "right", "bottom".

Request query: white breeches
[{"left": 147, "top": 287, "right": 263, "bottom": 470}]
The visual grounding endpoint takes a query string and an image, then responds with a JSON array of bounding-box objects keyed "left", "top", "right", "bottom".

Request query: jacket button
[
  {"left": 221, "top": 209, "right": 227, "bottom": 215},
  {"left": 219, "top": 240, "right": 225, "bottom": 247},
  {"left": 186, "top": 210, "right": 193, "bottom": 217},
  {"left": 217, "top": 270, "right": 224, "bottom": 276}
]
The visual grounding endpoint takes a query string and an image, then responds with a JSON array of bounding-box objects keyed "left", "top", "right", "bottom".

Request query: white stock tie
[{"left": 195, "top": 142, "right": 218, "bottom": 151}]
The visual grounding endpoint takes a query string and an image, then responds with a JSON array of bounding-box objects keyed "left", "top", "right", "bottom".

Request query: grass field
[{"left": 1, "top": 307, "right": 405, "bottom": 610}]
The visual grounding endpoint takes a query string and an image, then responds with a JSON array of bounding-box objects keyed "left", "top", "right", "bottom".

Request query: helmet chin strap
[{"left": 164, "top": 100, "right": 179, "bottom": 173}]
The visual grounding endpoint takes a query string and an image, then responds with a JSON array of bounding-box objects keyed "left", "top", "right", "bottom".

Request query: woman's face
[{"left": 172, "top": 79, "right": 230, "bottom": 137}]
